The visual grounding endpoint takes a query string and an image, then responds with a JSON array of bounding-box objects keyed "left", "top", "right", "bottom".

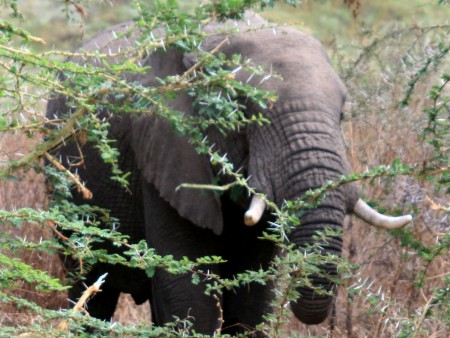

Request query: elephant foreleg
[
  {"left": 220, "top": 196, "right": 277, "bottom": 336},
  {"left": 142, "top": 182, "right": 222, "bottom": 334},
  {"left": 150, "top": 270, "right": 221, "bottom": 333}
]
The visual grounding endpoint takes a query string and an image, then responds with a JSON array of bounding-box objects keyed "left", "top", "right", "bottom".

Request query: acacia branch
[
  {"left": 0, "top": 20, "right": 46, "bottom": 44},
  {"left": 180, "top": 36, "right": 230, "bottom": 81},
  {"left": 0, "top": 106, "right": 87, "bottom": 178},
  {"left": 44, "top": 152, "right": 93, "bottom": 200},
  {"left": 213, "top": 294, "right": 224, "bottom": 334},
  {"left": 44, "top": 220, "right": 84, "bottom": 274},
  {"left": 72, "top": 273, "right": 108, "bottom": 313},
  {"left": 177, "top": 181, "right": 238, "bottom": 192},
  {"left": 57, "top": 273, "right": 108, "bottom": 332}
]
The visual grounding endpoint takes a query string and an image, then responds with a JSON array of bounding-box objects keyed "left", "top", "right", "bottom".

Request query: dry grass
[{"left": 0, "top": 134, "right": 67, "bottom": 316}]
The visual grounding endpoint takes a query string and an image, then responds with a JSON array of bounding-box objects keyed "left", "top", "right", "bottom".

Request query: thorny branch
[
  {"left": 44, "top": 152, "right": 93, "bottom": 200},
  {"left": 73, "top": 273, "right": 108, "bottom": 313},
  {"left": 57, "top": 273, "right": 108, "bottom": 332}
]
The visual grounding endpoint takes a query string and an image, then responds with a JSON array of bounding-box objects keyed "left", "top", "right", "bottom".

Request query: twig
[
  {"left": 411, "top": 289, "right": 435, "bottom": 338},
  {"left": 213, "top": 294, "right": 224, "bottom": 335},
  {"left": 420, "top": 165, "right": 450, "bottom": 177},
  {"left": 180, "top": 36, "right": 230, "bottom": 81},
  {"left": 425, "top": 271, "right": 450, "bottom": 280},
  {"left": 45, "top": 221, "right": 70, "bottom": 243},
  {"left": 57, "top": 273, "right": 108, "bottom": 332},
  {"left": 0, "top": 106, "right": 87, "bottom": 179},
  {"left": 44, "top": 152, "right": 93, "bottom": 200},
  {"left": 177, "top": 181, "right": 238, "bottom": 192},
  {"left": 426, "top": 195, "right": 450, "bottom": 212},
  {"left": 0, "top": 21, "right": 46, "bottom": 44},
  {"left": 44, "top": 220, "right": 84, "bottom": 274},
  {"left": 72, "top": 273, "right": 108, "bottom": 313}
]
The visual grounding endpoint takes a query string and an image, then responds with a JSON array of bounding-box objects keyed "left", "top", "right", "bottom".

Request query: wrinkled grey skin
[{"left": 47, "top": 12, "right": 359, "bottom": 335}]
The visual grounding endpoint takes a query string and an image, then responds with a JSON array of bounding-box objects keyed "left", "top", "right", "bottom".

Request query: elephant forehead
[
  {"left": 228, "top": 27, "right": 328, "bottom": 63},
  {"left": 221, "top": 29, "right": 347, "bottom": 108}
]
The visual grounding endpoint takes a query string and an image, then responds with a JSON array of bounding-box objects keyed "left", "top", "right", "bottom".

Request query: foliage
[{"left": 0, "top": 0, "right": 449, "bottom": 337}]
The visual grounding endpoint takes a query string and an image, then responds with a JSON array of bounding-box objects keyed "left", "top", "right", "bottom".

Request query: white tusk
[
  {"left": 244, "top": 195, "right": 266, "bottom": 226},
  {"left": 354, "top": 199, "right": 412, "bottom": 230}
]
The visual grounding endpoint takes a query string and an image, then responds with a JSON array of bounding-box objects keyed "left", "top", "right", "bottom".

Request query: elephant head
[
  {"left": 47, "top": 11, "right": 411, "bottom": 330},
  {"left": 222, "top": 13, "right": 412, "bottom": 322},
  {"left": 129, "top": 13, "right": 411, "bottom": 323}
]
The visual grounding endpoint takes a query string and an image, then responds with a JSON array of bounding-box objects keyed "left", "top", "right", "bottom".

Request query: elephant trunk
[
  {"left": 243, "top": 105, "right": 411, "bottom": 324},
  {"left": 246, "top": 107, "right": 356, "bottom": 324},
  {"left": 287, "top": 198, "right": 412, "bottom": 325},
  {"left": 288, "top": 188, "right": 346, "bottom": 324}
]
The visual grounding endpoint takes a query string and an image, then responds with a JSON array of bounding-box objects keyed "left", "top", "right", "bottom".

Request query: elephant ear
[{"left": 131, "top": 49, "right": 223, "bottom": 235}]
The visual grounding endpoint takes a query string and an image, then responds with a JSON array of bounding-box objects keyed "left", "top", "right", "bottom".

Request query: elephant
[{"left": 46, "top": 11, "right": 411, "bottom": 336}]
